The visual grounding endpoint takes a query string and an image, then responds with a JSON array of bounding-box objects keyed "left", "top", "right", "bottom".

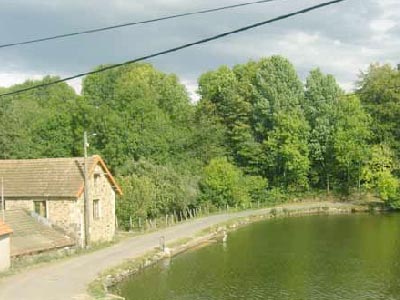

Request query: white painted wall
[{"left": 0, "top": 234, "right": 11, "bottom": 272}]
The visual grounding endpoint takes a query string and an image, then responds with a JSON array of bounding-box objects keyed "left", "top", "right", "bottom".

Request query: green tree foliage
[
  {"left": 116, "top": 159, "right": 199, "bottom": 229},
  {"left": 304, "top": 69, "right": 343, "bottom": 191},
  {"left": 116, "top": 174, "right": 155, "bottom": 229},
  {"left": 83, "top": 63, "right": 196, "bottom": 171},
  {"left": 1, "top": 56, "right": 399, "bottom": 226},
  {"left": 198, "top": 56, "right": 310, "bottom": 190},
  {"left": 362, "top": 144, "right": 399, "bottom": 207},
  {"left": 0, "top": 76, "right": 80, "bottom": 158},
  {"left": 357, "top": 64, "right": 400, "bottom": 157},
  {"left": 253, "top": 57, "right": 310, "bottom": 189},
  {"left": 191, "top": 99, "right": 228, "bottom": 164},
  {"left": 198, "top": 66, "right": 258, "bottom": 172},
  {"left": 0, "top": 95, "right": 26, "bottom": 159},
  {"left": 200, "top": 157, "right": 267, "bottom": 208},
  {"left": 333, "top": 95, "right": 371, "bottom": 193},
  {"left": 263, "top": 111, "right": 310, "bottom": 190}
]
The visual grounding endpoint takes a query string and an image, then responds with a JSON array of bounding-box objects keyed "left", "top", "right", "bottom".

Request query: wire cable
[
  {"left": 0, "top": 0, "right": 278, "bottom": 49},
  {"left": 0, "top": 0, "right": 347, "bottom": 98}
]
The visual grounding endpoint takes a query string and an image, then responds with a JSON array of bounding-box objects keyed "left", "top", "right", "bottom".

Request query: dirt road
[{"left": 0, "top": 202, "right": 355, "bottom": 300}]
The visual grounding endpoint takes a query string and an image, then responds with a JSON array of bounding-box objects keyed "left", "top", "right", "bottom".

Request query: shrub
[
  {"left": 200, "top": 157, "right": 267, "bottom": 208},
  {"left": 116, "top": 159, "right": 199, "bottom": 229}
]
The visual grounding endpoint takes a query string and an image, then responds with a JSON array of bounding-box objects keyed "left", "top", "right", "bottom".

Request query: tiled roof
[
  {"left": 4, "top": 209, "right": 73, "bottom": 256},
  {"left": 0, "top": 220, "right": 13, "bottom": 236},
  {"left": 0, "top": 155, "right": 122, "bottom": 199}
]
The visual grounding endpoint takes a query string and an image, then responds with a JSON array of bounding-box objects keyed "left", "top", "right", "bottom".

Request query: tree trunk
[{"left": 326, "top": 174, "right": 330, "bottom": 195}]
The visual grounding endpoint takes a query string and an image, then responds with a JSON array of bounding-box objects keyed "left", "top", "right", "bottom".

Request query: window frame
[
  {"left": 93, "top": 199, "right": 101, "bottom": 220},
  {"left": 34, "top": 200, "right": 47, "bottom": 218},
  {"left": 94, "top": 173, "right": 101, "bottom": 195}
]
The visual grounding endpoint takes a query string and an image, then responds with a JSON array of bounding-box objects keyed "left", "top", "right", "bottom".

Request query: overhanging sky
[{"left": 0, "top": 0, "right": 399, "bottom": 99}]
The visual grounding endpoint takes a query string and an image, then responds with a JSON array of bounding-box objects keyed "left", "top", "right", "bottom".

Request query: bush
[
  {"left": 200, "top": 157, "right": 267, "bottom": 208},
  {"left": 265, "top": 187, "right": 289, "bottom": 205},
  {"left": 243, "top": 175, "right": 269, "bottom": 203},
  {"left": 116, "top": 159, "right": 199, "bottom": 229},
  {"left": 362, "top": 144, "right": 400, "bottom": 208}
]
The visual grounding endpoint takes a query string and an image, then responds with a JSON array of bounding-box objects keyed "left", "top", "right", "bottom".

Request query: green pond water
[{"left": 113, "top": 213, "right": 400, "bottom": 300}]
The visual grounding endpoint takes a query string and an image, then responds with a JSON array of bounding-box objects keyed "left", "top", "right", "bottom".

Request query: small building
[
  {"left": 0, "top": 155, "right": 122, "bottom": 247},
  {"left": 0, "top": 221, "right": 13, "bottom": 272}
]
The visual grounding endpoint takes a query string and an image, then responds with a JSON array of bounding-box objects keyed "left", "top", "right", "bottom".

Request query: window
[
  {"left": 34, "top": 201, "right": 47, "bottom": 218},
  {"left": 94, "top": 174, "right": 101, "bottom": 194},
  {"left": 93, "top": 199, "right": 100, "bottom": 220},
  {"left": 94, "top": 174, "right": 100, "bottom": 191}
]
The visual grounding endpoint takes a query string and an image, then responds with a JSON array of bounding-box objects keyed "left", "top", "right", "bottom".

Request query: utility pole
[{"left": 83, "top": 131, "right": 90, "bottom": 247}]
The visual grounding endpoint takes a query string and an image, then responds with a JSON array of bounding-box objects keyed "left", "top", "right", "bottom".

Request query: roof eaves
[
  {"left": 76, "top": 155, "right": 123, "bottom": 198},
  {"left": 0, "top": 222, "right": 13, "bottom": 236}
]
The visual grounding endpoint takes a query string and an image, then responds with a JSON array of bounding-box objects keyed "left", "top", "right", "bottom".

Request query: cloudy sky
[{"left": 0, "top": 0, "right": 399, "bottom": 99}]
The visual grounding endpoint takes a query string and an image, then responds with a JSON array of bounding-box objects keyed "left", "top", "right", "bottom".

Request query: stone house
[
  {"left": 0, "top": 221, "right": 12, "bottom": 272},
  {"left": 0, "top": 155, "right": 122, "bottom": 247}
]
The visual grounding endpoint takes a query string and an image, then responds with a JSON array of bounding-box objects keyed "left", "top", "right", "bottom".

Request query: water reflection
[{"left": 114, "top": 214, "right": 400, "bottom": 300}]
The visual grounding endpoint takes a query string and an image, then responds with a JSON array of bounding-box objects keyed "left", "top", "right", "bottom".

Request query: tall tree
[
  {"left": 334, "top": 95, "right": 371, "bottom": 193},
  {"left": 254, "top": 56, "right": 310, "bottom": 189},
  {"left": 0, "top": 77, "right": 79, "bottom": 158},
  {"left": 197, "top": 56, "right": 311, "bottom": 190},
  {"left": 198, "top": 66, "right": 259, "bottom": 172},
  {"left": 304, "top": 69, "right": 343, "bottom": 192},
  {"left": 83, "top": 63, "right": 195, "bottom": 171},
  {"left": 357, "top": 64, "right": 400, "bottom": 157}
]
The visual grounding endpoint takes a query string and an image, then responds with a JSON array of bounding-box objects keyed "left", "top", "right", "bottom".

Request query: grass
[
  {"left": 166, "top": 237, "right": 193, "bottom": 248},
  {"left": 87, "top": 250, "right": 160, "bottom": 299}
]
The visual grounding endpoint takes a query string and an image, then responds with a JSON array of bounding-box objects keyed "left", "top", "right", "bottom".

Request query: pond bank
[{"left": 94, "top": 201, "right": 370, "bottom": 300}]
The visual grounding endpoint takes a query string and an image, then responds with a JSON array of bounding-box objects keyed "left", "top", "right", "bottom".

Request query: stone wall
[
  {"left": 47, "top": 200, "right": 82, "bottom": 244},
  {"left": 5, "top": 200, "right": 33, "bottom": 211},
  {"left": 0, "top": 234, "right": 11, "bottom": 272},
  {"left": 6, "top": 198, "right": 82, "bottom": 244},
  {"left": 86, "top": 164, "right": 116, "bottom": 244}
]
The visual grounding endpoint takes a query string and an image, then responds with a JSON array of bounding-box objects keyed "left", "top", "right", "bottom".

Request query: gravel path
[{"left": 0, "top": 202, "right": 354, "bottom": 300}]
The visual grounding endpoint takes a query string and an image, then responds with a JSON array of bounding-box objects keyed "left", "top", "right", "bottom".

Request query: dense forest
[{"left": 1, "top": 56, "right": 399, "bottom": 228}]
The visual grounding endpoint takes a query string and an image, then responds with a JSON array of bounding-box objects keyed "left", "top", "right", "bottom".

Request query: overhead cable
[
  {"left": 0, "top": 0, "right": 347, "bottom": 98},
  {"left": 0, "top": 0, "right": 278, "bottom": 49}
]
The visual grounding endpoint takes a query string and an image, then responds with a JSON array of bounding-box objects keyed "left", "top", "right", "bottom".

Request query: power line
[
  {"left": 0, "top": 0, "right": 348, "bottom": 98},
  {"left": 0, "top": 0, "right": 278, "bottom": 49}
]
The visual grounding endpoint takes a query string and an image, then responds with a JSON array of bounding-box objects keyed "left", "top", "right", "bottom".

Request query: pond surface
[{"left": 114, "top": 213, "right": 400, "bottom": 300}]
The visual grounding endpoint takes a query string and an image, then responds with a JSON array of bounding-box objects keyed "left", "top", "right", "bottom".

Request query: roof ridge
[{"left": 0, "top": 155, "right": 99, "bottom": 163}]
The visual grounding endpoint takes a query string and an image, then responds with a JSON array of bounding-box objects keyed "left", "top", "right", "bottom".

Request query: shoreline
[{"left": 92, "top": 201, "right": 370, "bottom": 300}]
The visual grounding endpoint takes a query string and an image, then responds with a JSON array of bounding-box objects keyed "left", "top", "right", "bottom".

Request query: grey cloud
[{"left": 0, "top": 0, "right": 399, "bottom": 91}]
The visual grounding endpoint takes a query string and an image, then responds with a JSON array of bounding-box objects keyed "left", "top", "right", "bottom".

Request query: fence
[{"left": 116, "top": 201, "right": 265, "bottom": 232}]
